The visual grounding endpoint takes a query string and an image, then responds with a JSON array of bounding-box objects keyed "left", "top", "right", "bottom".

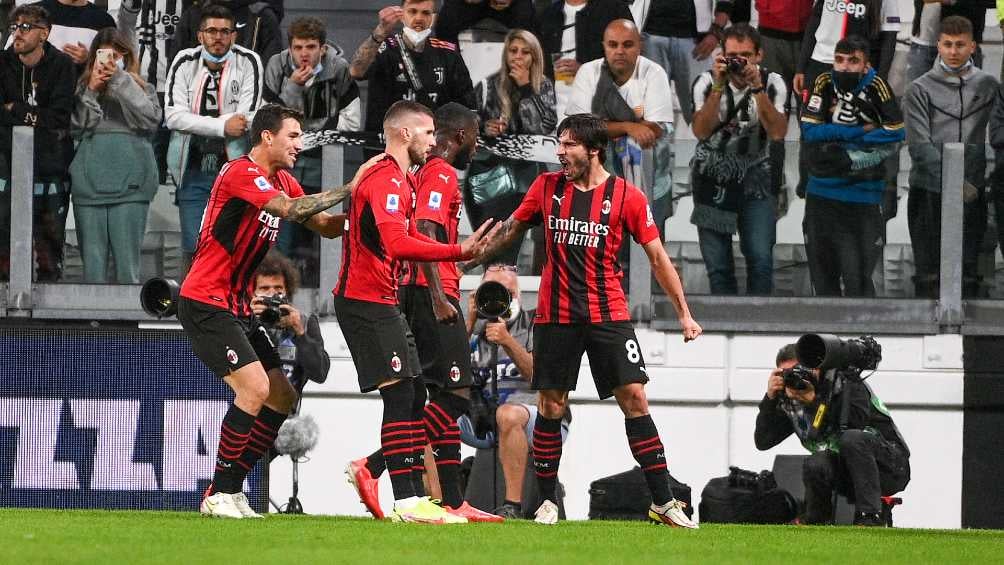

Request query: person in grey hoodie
[
  {"left": 69, "top": 27, "right": 162, "bottom": 283},
  {"left": 904, "top": 15, "right": 996, "bottom": 298},
  {"left": 263, "top": 16, "right": 359, "bottom": 284}
]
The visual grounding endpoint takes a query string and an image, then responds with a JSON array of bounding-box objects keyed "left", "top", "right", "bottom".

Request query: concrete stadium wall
[{"left": 269, "top": 326, "right": 963, "bottom": 529}]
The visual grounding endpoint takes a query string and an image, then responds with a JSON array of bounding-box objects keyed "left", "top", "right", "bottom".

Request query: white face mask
[
  {"left": 938, "top": 56, "right": 973, "bottom": 75},
  {"left": 201, "top": 48, "right": 232, "bottom": 65},
  {"left": 402, "top": 26, "right": 432, "bottom": 46}
]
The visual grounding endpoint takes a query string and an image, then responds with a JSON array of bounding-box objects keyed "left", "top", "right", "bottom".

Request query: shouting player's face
[
  {"left": 556, "top": 130, "right": 592, "bottom": 182},
  {"left": 406, "top": 114, "right": 436, "bottom": 166},
  {"left": 268, "top": 118, "right": 304, "bottom": 170}
]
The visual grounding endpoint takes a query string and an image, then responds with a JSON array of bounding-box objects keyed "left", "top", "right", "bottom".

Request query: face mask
[
  {"left": 506, "top": 298, "right": 520, "bottom": 323},
  {"left": 115, "top": 58, "right": 125, "bottom": 71},
  {"left": 201, "top": 48, "right": 232, "bottom": 65},
  {"left": 938, "top": 57, "right": 972, "bottom": 75},
  {"left": 402, "top": 26, "right": 432, "bottom": 46},
  {"left": 831, "top": 70, "right": 862, "bottom": 93}
]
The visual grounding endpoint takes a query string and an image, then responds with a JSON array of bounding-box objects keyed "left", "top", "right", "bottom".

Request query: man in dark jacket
[
  {"left": 755, "top": 344, "right": 910, "bottom": 526},
  {"left": 0, "top": 4, "right": 76, "bottom": 281},
  {"left": 905, "top": 16, "right": 996, "bottom": 298},
  {"left": 435, "top": 0, "right": 536, "bottom": 45},
  {"left": 171, "top": 0, "right": 281, "bottom": 68}
]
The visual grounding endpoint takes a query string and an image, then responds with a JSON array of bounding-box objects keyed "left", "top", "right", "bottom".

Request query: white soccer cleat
[
  {"left": 200, "top": 492, "right": 245, "bottom": 519},
  {"left": 534, "top": 500, "right": 559, "bottom": 525},
  {"left": 649, "top": 499, "right": 698, "bottom": 529},
  {"left": 231, "top": 492, "right": 264, "bottom": 518}
]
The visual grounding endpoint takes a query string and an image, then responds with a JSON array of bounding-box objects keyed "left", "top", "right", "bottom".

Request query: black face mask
[{"left": 832, "top": 70, "right": 863, "bottom": 93}]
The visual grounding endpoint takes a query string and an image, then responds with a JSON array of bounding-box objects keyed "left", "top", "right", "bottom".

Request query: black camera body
[
  {"left": 781, "top": 364, "right": 815, "bottom": 391},
  {"left": 724, "top": 55, "right": 748, "bottom": 74},
  {"left": 258, "top": 294, "right": 289, "bottom": 326}
]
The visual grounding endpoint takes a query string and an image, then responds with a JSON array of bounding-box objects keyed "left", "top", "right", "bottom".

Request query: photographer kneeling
[
  {"left": 464, "top": 264, "right": 570, "bottom": 519},
  {"left": 755, "top": 343, "right": 910, "bottom": 526},
  {"left": 250, "top": 250, "right": 330, "bottom": 412}
]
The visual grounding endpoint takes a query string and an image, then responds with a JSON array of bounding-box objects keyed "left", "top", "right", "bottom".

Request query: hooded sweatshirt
[{"left": 905, "top": 60, "right": 997, "bottom": 193}]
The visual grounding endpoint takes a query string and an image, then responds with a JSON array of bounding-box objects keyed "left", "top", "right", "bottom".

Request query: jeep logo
[{"left": 824, "top": 0, "right": 866, "bottom": 17}]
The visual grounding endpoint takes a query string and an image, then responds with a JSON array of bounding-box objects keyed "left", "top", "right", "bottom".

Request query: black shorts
[
  {"left": 177, "top": 296, "right": 281, "bottom": 378},
  {"left": 398, "top": 285, "right": 473, "bottom": 390},
  {"left": 334, "top": 295, "right": 418, "bottom": 393},
  {"left": 532, "top": 322, "right": 648, "bottom": 399}
]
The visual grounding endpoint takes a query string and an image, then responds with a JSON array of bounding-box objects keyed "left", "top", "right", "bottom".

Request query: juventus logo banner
[{"left": 301, "top": 130, "right": 561, "bottom": 165}]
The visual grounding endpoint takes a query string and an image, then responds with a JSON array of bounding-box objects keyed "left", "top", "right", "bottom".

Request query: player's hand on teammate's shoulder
[
  {"left": 350, "top": 152, "right": 387, "bottom": 188},
  {"left": 681, "top": 316, "right": 702, "bottom": 343}
]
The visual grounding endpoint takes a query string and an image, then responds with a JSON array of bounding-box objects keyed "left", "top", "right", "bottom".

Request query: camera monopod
[{"left": 474, "top": 280, "right": 513, "bottom": 509}]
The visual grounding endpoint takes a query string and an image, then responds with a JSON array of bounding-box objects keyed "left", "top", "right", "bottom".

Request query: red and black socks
[
  {"left": 625, "top": 414, "right": 673, "bottom": 506},
  {"left": 236, "top": 405, "right": 287, "bottom": 478},
  {"left": 410, "top": 378, "right": 429, "bottom": 497},
  {"left": 531, "top": 413, "right": 563, "bottom": 503},
  {"left": 212, "top": 404, "right": 256, "bottom": 494},
  {"left": 379, "top": 380, "right": 416, "bottom": 500},
  {"left": 423, "top": 392, "right": 467, "bottom": 508}
]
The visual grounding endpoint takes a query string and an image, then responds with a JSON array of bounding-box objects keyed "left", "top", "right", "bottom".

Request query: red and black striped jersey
[
  {"left": 180, "top": 155, "right": 304, "bottom": 317},
  {"left": 334, "top": 156, "right": 417, "bottom": 305},
  {"left": 513, "top": 172, "right": 660, "bottom": 324},
  {"left": 398, "top": 156, "right": 463, "bottom": 300}
]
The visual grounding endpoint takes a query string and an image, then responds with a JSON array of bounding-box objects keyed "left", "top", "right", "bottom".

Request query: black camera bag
[
  {"left": 698, "top": 466, "right": 798, "bottom": 524},
  {"left": 588, "top": 467, "right": 692, "bottom": 520}
]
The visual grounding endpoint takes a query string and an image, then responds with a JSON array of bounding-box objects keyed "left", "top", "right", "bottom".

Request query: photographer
[
  {"left": 754, "top": 343, "right": 910, "bottom": 526},
  {"left": 250, "top": 250, "right": 330, "bottom": 401},
  {"left": 690, "top": 24, "right": 788, "bottom": 296},
  {"left": 465, "top": 263, "right": 569, "bottom": 519}
]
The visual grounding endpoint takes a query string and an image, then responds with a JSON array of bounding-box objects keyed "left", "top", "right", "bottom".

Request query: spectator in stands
[
  {"left": 749, "top": 0, "right": 812, "bottom": 99},
  {"left": 466, "top": 28, "right": 555, "bottom": 266},
  {"left": 632, "top": 0, "right": 733, "bottom": 125},
  {"left": 171, "top": 0, "right": 281, "bottom": 69},
  {"left": 21, "top": 0, "right": 115, "bottom": 67},
  {"left": 264, "top": 16, "right": 359, "bottom": 286},
  {"left": 116, "top": 0, "right": 187, "bottom": 184},
  {"left": 755, "top": 343, "right": 910, "bottom": 526},
  {"left": 69, "top": 28, "right": 161, "bottom": 284},
  {"left": 565, "top": 18, "right": 673, "bottom": 235},
  {"left": 690, "top": 24, "right": 787, "bottom": 295},
  {"left": 350, "top": 2, "right": 476, "bottom": 133},
  {"left": 435, "top": 0, "right": 536, "bottom": 46},
  {"left": 800, "top": 36, "right": 904, "bottom": 297},
  {"left": 538, "top": 0, "right": 632, "bottom": 119},
  {"left": 906, "top": 16, "right": 996, "bottom": 298},
  {"left": 0, "top": 4, "right": 76, "bottom": 281},
  {"left": 250, "top": 249, "right": 329, "bottom": 403},
  {"left": 907, "top": 0, "right": 993, "bottom": 83},
  {"left": 164, "top": 4, "right": 263, "bottom": 272},
  {"left": 463, "top": 263, "right": 570, "bottom": 519}
]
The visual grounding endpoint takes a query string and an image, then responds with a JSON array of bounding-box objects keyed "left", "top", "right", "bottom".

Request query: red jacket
[{"left": 755, "top": 0, "right": 813, "bottom": 34}]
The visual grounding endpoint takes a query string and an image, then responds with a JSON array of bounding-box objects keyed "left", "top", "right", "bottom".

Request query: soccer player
[
  {"left": 333, "top": 100, "right": 497, "bottom": 524},
  {"left": 346, "top": 103, "right": 501, "bottom": 523},
  {"left": 178, "top": 103, "right": 376, "bottom": 519},
  {"left": 466, "top": 113, "right": 702, "bottom": 527}
]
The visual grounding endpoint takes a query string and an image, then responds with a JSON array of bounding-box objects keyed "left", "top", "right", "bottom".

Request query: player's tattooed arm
[
  {"left": 460, "top": 216, "right": 529, "bottom": 273},
  {"left": 266, "top": 184, "right": 353, "bottom": 224}
]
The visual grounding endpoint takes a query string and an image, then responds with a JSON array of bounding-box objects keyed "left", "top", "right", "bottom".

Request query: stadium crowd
[{"left": 0, "top": 0, "right": 1001, "bottom": 297}]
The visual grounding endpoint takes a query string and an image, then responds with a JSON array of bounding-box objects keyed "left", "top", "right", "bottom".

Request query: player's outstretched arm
[
  {"left": 460, "top": 216, "right": 530, "bottom": 273},
  {"left": 265, "top": 153, "right": 386, "bottom": 224},
  {"left": 643, "top": 238, "right": 702, "bottom": 342}
]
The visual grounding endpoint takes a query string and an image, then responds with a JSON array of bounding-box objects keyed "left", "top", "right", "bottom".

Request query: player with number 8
[{"left": 464, "top": 114, "right": 702, "bottom": 527}]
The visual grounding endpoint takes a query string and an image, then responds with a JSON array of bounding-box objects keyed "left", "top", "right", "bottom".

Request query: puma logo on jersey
[
  {"left": 390, "top": 177, "right": 402, "bottom": 188},
  {"left": 552, "top": 194, "right": 565, "bottom": 204},
  {"left": 438, "top": 173, "right": 450, "bottom": 184},
  {"left": 823, "top": 0, "right": 866, "bottom": 17}
]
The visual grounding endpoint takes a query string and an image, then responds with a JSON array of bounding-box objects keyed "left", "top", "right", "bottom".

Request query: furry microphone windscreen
[{"left": 274, "top": 414, "right": 320, "bottom": 459}]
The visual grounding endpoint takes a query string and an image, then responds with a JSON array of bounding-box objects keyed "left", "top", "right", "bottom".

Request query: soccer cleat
[
  {"left": 446, "top": 501, "right": 504, "bottom": 523},
  {"left": 388, "top": 498, "right": 453, "bottom": 524},
  {"left": 345, "top": 458, "right": 384, "bottom": 519},
  {"left": 493, "top": 502, "right": 522, "bottom": 520},
  {"left": 200, "top": 492, "right": 245, "bottom": 519},
  {"left": 421, "top": 498, "right": 467, "bottom": 524},
  {"left": 533, "top": 500, "right": 559, "bottom": 525},
  {"left": 649, "top": 499, "right": 698, "bottom": 529},
  {"left": 231, "top": 492, "right": 264, "bottom": 518}
]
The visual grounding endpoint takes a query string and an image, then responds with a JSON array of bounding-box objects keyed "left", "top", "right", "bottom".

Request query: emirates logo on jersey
[
  {"left": 824, "top": 0, "right": 866, "bottom": 17},
  {"left": 548, "top": 215, "right": 610, "bottom": 248}
]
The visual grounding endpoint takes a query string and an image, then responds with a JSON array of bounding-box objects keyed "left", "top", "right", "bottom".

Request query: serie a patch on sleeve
[
  {"left": 428, "top": 191, "right": 442, "bottom": 210},
  {"left": 386, "top": 193, "right": 400, "bottom": 212},
  {"left": 254, "top": 176, "right": 273, "bottom": 191}
]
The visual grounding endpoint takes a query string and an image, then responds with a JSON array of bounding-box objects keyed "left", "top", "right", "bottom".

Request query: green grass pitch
[{"left": 3, "top": 509, "right": 1004, "bottom": 564}]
